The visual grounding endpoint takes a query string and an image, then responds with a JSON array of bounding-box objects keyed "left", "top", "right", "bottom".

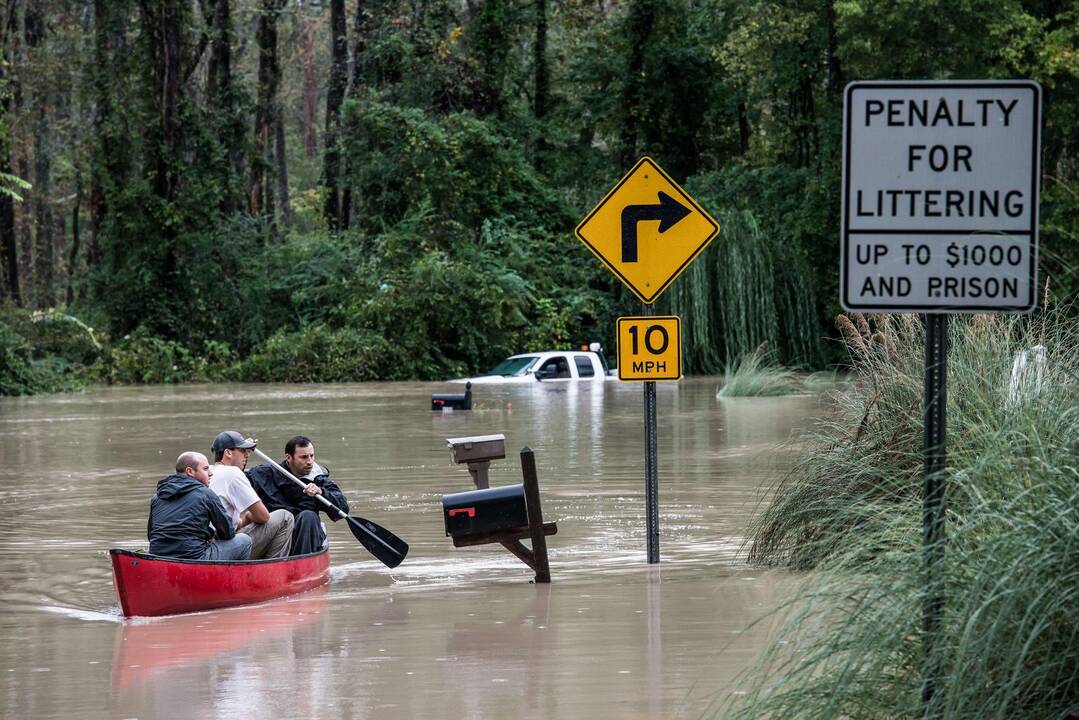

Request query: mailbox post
[
  {"left": 442, "top": 439, "right": 557, "bottom": 583},
  {"left": 446, "top": 433, "right": 506, "bottom": 489}
]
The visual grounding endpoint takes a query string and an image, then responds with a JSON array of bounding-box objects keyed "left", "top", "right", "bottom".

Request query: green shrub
[
  {"left": 92, "top": 212, "right": 281, "bottom": 354},
  {"left": 99, "top": 326, "right": 235, "bottom": 384},
  {"left": 6, "top": 309, "right": 104, "bottom": 366},
  {"left": 259, "top": 232, "right": 367, "bottom": 328},
  {"left": 231, "top": 324, "right": 397, "bottom": 382},
  {"left": 0, "top": 318, "right": 80, "bottom": 395},
  {"left": 339, "top": 212, "right": 615, "bottom": 380}
]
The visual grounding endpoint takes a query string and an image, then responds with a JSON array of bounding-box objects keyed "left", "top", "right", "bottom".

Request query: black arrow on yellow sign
[{"left": 620, "top": 191, "right": 692, "bottom": 263}]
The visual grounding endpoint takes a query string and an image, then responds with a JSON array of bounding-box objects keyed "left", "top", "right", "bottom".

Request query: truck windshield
[{"left": 486, "top": 356, "right": 539, "bottom": 376}]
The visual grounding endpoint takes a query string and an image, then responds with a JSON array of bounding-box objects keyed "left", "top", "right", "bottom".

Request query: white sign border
[{"left": 840, "top": 80, "right": 1042, "bottom": 314}]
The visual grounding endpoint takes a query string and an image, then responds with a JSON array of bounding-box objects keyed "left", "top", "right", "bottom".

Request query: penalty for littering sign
[{"left": 841, "top": 81, "right": 1041, "bottom": 313}]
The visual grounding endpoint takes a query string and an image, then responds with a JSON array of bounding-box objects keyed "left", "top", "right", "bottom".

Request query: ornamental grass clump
[
  {"left": 726, "top": 307, "right": 1079, "bottom": 718},
  {"left": 718, "top": 345, "right": 804, "bottom": 397}
]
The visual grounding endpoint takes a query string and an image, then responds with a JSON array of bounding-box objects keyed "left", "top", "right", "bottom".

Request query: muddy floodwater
[{"left": 0, "top": 379, "right": 826, "bottom": 719}]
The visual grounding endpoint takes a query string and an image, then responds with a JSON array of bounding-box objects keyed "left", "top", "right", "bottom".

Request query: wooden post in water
[{"left": 520, "top": 447, "right": 551, "bottom": 583}]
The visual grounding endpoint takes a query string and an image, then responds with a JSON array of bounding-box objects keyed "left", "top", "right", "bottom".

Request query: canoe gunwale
[{"left": 109, "top": 547, "right": 329, "bottom": 566}]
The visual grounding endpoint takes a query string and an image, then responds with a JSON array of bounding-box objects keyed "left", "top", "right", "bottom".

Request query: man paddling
[
  {"left": 148, "top": 452, "right": 252, "bottom": 560},
  {"left": 210, "top": 430, "right": 295, "bottom": 559},
  {"left": 246, "top": 435, "right": 349, "bottom": 555}
]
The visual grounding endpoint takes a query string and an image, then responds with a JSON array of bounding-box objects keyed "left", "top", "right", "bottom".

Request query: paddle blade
[{"left": 346, "top": 515, "right": 409, "bottom": 568}]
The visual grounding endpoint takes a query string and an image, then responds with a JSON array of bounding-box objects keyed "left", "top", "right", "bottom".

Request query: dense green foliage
[
  {"left": 731, "top": 309, "right": 1079, "bottom": 717},
  {"left": 1, "top": 0, "right": 1077, "bottom": 392},
  {"left": 0, "top": 319, "right": 73, "bottom": 395}
]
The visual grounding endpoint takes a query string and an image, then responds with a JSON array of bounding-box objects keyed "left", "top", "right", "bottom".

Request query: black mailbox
[
  {"left": 443, "top": 484, "right": 528, "bottom": 538},
  {"left": 432, "top": 382, "right": 472, "bottom": 411}
]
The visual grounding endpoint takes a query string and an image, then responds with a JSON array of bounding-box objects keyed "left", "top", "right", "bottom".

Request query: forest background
[{"left": 1, "top": 0, "right": 1077, "bottom": 393}]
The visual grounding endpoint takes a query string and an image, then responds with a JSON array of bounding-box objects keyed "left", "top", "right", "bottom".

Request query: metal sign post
[
  {"left": 642, "top": 304, "right": 660, "bottom": 563},
  {"left": 922, "top": 313, "right": 948, "bottom": 708},
  {"left": 576, "top": 157, "right": 719, "bottom": 563},
  {"left": 841, "top": 80, "right": 1042, "bottom": 716}
]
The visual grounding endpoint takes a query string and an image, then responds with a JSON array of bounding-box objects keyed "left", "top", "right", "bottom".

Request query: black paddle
[{"left": 252, "top": 448, "right": 408, "bottom": 568}]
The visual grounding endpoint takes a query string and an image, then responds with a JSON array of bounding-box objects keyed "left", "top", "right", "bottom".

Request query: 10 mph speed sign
[{"left": 616, "top": 316, "right": 681, "bottom": 381}]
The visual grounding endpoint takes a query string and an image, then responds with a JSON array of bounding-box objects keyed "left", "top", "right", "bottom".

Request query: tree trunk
[
  {"left": 790, "top": 73, "right": 817, "bottom": 168},
  {"left": 532, "top": 0, "right": 548, "bottom": 171},
  {"left": 0, "top": 0, "right": 21, "bottom": 304},
  {"left": 206, "top": 0, "right": 244, "bottom": 211},
  {"left": 275, "top": 104, "right": 290, "bottom": 226},
  {"left": 23, "top": 1, "right": 52, "bottom": 308},
  {"left": 138, "top": 0, "right": 183, "bottom": 308},
  {"left": 13, "top": 0, "right": 32, "bottom": 302},
  {"left": 33, "top": 108, "right": 54, "bottom": 308},
  {"left": 0, "top": 191, "right": 16, "bottom": 305},
  {"left": 737, "top": 99, "right": 750, "bottom": 156},
  {"left": 341, "top": 0, "right": 370, "bottom": 230},
  {"left": 160, "top": 3, "right": 181, "bottom": 206},
  {"left": 620, "top": 0, "right": 655, "bottom": 169},
  {"left": 322, "top": 0, "right": 347, "bottom": 230},
  {"left": 252, "top": 0, "right": 283, "bottom": 218},
  {"left": 88, "top": 0, "right": 112, "bottom": 268},
  {"left": 470, "top": 0, "right": 511, "bottom": 117},
  {"left": 144, "top": 0, "right": 182, "bottom": 207},
  {"left": 17, "top": 151, "right": 30, "bottom": 302},
  {"left": 67, "top": 169, "right": 81, "bottom": 305},
  {"left": 206, "top": 0, "right": 231, "bottom": 99},
  {"left": 301, "top": 19, "right": 317, "bottom": 158},
  {"left": 824, "top": 0, "right": 842, "bottom": 100}
]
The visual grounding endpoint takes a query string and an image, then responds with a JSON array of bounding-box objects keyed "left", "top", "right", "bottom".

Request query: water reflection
[{"left": 111, "top": 587, "right": 329, "bottom": 690}]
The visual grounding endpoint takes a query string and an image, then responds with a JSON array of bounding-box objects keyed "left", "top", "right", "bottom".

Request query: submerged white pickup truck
[{"left": 451, "top": 347, "right": 613, "bottom": 384}]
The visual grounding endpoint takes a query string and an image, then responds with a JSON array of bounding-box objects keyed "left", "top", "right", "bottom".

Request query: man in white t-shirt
[{"left": 209, "top": 430, "right": 294, "bottom": 559}]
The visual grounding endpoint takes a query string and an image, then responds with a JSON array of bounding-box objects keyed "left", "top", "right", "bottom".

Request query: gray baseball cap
[{"left": 212, "top": 430, "right": 256, "bottom": 453}]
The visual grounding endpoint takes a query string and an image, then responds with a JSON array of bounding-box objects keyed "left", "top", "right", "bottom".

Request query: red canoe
[{"left": 110, "top": 548, "right": 331, "bottom": 617}]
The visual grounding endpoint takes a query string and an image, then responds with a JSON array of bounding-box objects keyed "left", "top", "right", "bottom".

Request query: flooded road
[{"left": 0, "top": 379, "right": 824, "bottom": 719}]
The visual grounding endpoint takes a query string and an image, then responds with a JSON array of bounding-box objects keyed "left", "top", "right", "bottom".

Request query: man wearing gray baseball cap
[{"left": 209, "top": 430, "right": 294, "bottom": 559}]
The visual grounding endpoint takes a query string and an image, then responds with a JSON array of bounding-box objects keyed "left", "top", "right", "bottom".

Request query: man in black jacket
[
  {"left": 246, "top": 436, "right": 349, "bottom": 555},
  {"left": 148, "top": 452, "right": 253, "bottom": 560}
]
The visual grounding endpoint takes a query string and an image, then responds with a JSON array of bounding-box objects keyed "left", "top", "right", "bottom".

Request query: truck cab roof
[{"left": 451, "top": 350, "right": 612, "bottom": 384}]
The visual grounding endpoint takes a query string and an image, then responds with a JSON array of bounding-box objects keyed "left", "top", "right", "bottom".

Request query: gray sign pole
[
  {"left": 643, "top": 302, "right": 660, "bottom": 563},
  {"left": 922, "top": 313, "right": 948, "bottom": 712}
]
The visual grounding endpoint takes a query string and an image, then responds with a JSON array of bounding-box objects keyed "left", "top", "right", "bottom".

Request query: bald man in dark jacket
[{"left": 148, "top": 452, "right": 253, "bottom": 560}]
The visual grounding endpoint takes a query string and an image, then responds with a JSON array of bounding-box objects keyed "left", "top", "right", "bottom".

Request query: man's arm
[
  {"left": 313, "top": 472, "right": 349, "bottom": 519},
  {"left": 223, "top": 466, "right": 271, "bottom": 528},
  {"left": 239, "top": 500, "right": 270, "bottom": 528},
  {"left": 205, "top": 491, "right": 237, "bottom": 540}
]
